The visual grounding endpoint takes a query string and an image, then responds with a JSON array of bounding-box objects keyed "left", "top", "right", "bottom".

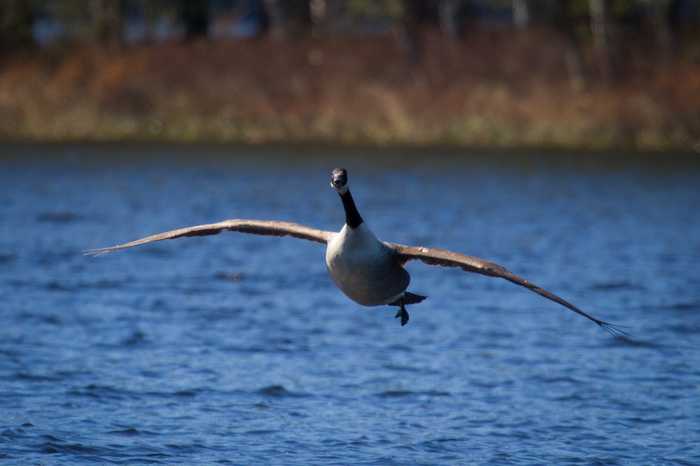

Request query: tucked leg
[{"left": 394, "top": 299, "right": 410, "bottom": 326}]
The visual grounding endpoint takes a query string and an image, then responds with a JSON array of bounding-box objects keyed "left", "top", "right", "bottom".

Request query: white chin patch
[{"left": 332, "top": 184, "right": 348, "bottom": 194}]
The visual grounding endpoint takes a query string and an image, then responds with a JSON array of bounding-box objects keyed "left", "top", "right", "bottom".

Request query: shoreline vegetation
[{"left": 1, "top": 29, "right": 699, "bottom": 152}]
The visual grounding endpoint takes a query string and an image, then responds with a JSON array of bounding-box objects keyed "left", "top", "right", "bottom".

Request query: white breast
[{"left": 325, "top": 224, "right": 409, "bottom": 306}]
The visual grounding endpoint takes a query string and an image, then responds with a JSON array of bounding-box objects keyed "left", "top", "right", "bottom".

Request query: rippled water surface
[{"left": 1, "top": 145, "right": 700, "bottom": 465}]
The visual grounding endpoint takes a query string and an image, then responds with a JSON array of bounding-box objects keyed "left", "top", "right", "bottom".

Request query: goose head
[{"left": 330, "top": 168, "right": 348, "bottom": 194}]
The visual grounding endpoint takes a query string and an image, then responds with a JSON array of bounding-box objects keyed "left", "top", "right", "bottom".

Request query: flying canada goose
[{"left": 87, "top": 168, "right": 624, "bottom": 335}]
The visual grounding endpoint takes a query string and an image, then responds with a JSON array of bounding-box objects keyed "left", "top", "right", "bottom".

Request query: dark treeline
[
  {"left": 1, "top": 0, "right": 699, "bottom": 80},
  {"left": 2, "top": 1, "right": 699, "bottom": 44},
  {"left": 1, "top": 1, "right": 699, "bottom": 147}
]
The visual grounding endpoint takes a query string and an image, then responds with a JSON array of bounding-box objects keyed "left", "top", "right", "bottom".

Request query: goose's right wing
[{"left": 85, "top": 219, "right": 335, "bottom": 256}]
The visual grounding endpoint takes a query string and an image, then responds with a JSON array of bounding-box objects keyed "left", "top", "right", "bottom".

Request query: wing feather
[
  {"left": 388, "top": 243, "right": 625, "bottom": 336},
  {"left": 85, "top": 219, "right": 334, "bottom": 256}
]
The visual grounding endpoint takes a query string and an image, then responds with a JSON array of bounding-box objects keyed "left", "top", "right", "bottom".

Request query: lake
[{"left": 1, "top": 144, "right": 699, "bottom": 465}]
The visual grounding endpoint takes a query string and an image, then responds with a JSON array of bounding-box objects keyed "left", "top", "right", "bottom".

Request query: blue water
[{"left": 1, "top": 145, "right": 700, "bottom": 465}]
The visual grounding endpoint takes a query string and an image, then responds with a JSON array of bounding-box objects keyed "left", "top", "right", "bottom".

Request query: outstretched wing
[
  {"left": 388, "top": 242, "right": 625, "bottom": 336},
  {"left": 86, "top": 219, "right": 335, "bottom": 256}
]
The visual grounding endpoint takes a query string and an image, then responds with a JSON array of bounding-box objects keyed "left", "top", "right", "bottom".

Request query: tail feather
[
  {"left": 390, "top": 292, "right": 427, "bottom": 306},
  {"left": 404, "top": 292, "right": 427, "bottom": 304}
]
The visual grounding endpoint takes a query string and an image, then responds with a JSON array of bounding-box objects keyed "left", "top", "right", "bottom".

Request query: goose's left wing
[
  {"left": 85, "top": 219, "right": 334, "bottom": 256},
  {"left": 388, "top": 242, "right": 625, "bottom": 336}
]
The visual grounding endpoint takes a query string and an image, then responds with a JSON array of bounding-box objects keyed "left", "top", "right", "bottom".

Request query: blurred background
[
  {"left": 2, "top": 2, "right": 700, "bottom": 465},
  {"left": 1, "top": 0, "right": 699, "bottom": 150}
]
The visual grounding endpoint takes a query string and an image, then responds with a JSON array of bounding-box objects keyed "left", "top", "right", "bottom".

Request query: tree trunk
[
  {"left": 513, "top": 0, "right": 530, "bottom": 29},
  {"left": 0, "top": 0, "right": 35, "bottom": 53},
  {"left": 439, "top": 0, "right": 461, "bottom": 39},
  {"left": 90, "top": 0, "right": 124, "bottom": 46},
  {"left": 589, "top": 0, "right": 612, "bottom": 82},
  {"left": 180, "top": 0, "right": 210, "bottom": 41},
  {"left": 263, "top": 0, "right": 311, "bottom": 38},
  {"left": 553, "top": 0, "right": 585, "bottom": 89},
  {"left": 650, "top": 0, "right": 674, "bottom": 62},
  {"left": 311, "top": 0, "right": 346, "bottom": 33},
  {"left": 398, "top": 0, "right": 423, "bottom": 64}
]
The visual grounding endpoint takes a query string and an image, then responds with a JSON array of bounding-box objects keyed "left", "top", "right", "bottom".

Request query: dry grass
[{"left": 0, "top": 28, "right": 698, "bottom": 150}]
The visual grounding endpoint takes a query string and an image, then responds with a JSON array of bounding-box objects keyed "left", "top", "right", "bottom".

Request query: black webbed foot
[
  {"left": 392, "top": 298, "right": 410, "bottom": 326},
  {"left": 399, "top": 308, "right": 409, "bottom": 326},
  {"left": 394, "top": 307, "right": 409, "bottom": 326}
]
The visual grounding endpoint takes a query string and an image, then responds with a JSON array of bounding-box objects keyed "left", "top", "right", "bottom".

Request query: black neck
[{"left": 339, "top": 189, "right": 363, "bottom": 228}]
